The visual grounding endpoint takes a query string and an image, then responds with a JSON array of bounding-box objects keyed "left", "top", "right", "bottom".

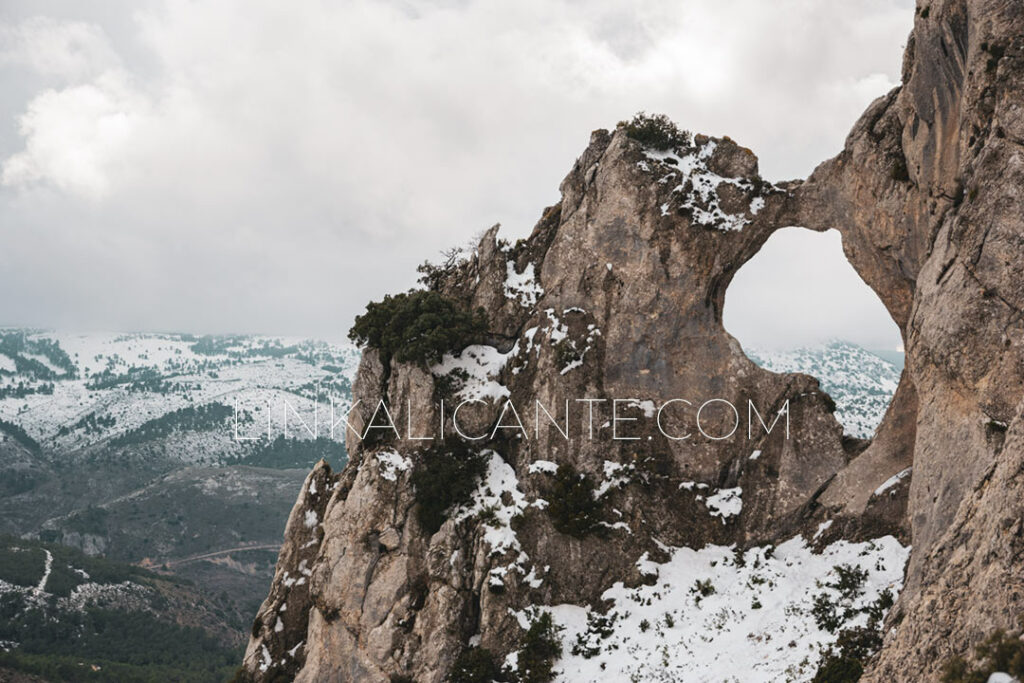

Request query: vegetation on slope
[
  {"left": 410, "top": 444, "right": 488, "bottom": 534},
  {"left": 0, "top": 417, "right": 41, "bottom": 454},
  {"left": 941, "top": 628, "right": 1024, "bottom": 683},
  {"left": 109, "top": 403, "right": 234, "bottom": 448},
  {"left": 0, "top": 536, "right": 241, "bottom": 683},
  {"left": 233, "top": 435, "right": 347, "bottom": 469}
]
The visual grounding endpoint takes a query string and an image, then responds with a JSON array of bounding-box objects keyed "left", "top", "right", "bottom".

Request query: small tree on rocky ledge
[
  {"left": 619, "top": 112, "right": 692, "bottom": 151},
  {"left": 940, "top": 628, "right": 1024, "bottom": 683},
  {"left": 348, "top": 290, "right": 488, "bottom": 367},
  {"left": 546, "top": 464, "right": 604, "bottom": 538},
  {"left": 517, "top": 612, "right": 563, "bottom": 683}
]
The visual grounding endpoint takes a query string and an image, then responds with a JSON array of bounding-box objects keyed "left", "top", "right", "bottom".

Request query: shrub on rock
[{"left": 348, "top": 290, "right": 487, "bottom": 367}]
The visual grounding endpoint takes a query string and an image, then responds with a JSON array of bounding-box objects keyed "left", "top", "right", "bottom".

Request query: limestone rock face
[
  {"left": 793, "top": 1, "right": 1024, "bottom": 679},
  {"left": 242, "top": 1, "right": 1024, "bottom": 680}
]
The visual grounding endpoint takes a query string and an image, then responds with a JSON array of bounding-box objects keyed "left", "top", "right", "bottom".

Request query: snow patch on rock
[
  {"left": 432, "top": 345, "right": 512, "bottom": 402},
  {"left": 704, "top": 487, "right": 743, "bottom": 522},
  {"left": 874, "top": 467, "right": 912, "bottom": 496},
  {"left": 375, "top": 450, "right": 412, "bottom": 482},
  {"left": 504, "top": 261, "right": 544, "bottom": 308},
  {"left": 644, "top": 140, "right": 767, "bottom": 232}
]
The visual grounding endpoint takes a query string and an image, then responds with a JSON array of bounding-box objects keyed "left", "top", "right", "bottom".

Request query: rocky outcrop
[
  {"left": 793, "top": 1, "right": 1024, "bottom": 679},
  {"left": 239, "top": 133, "right": 911, "bottom": 681},
  {"left": 241, "top": 1, "right": 1024, "bottom": 680}
]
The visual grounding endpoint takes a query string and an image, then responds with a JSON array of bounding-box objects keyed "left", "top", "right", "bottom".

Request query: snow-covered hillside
[
  {"left": 747, "top": 341, "right": 901, "bottom": 439},
  {"left": 0, "top": 330, "right": 360, "bottom": 461}
]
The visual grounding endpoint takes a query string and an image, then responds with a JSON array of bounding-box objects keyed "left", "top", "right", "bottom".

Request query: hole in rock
[{"left": 723, "top": 228, "right": 902, "bottom": 439}]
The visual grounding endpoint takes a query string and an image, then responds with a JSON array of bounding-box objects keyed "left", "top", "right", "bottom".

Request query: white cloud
[
  {"left": 0, "top": 16, "right": 119, "bottom": 80},
  {"left": 0, "top": 0, "right": 915, "bottom": 338},
  {"left": 2, "top": 71, "right": 149, "bottom": 197}
]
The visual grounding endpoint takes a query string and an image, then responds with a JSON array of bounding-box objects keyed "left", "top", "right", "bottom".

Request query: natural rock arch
[
  {"left": 241, "top": 126, "right": 918, "bottom": 682},
  {"left": 242, "top": 2, "right": 1024, "bottom": 680}
]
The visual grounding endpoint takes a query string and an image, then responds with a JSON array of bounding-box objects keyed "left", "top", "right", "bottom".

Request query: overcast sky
[{"left": 0, "top": 0, "right": 911, "bottom": 349}]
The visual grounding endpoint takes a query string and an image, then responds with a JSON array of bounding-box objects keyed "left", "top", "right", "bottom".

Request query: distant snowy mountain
[
  {"left": 747, "top": 341, "right": 901, "bottom": 439},
  {"left": 0, "top": 330, "right": 360, "bottom": 460}
]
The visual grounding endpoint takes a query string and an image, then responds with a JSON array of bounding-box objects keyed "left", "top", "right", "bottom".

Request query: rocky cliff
[{"left": 240, "top": 0, "right": 1024, "bottom": 680}]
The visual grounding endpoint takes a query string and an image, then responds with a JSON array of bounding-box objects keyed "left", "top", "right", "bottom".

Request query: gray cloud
[{"left": 0, "top": 0, "right": 913, "bottom": 343}]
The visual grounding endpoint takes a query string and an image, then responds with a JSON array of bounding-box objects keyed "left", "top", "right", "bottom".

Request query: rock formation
[{"left": 241, "top": 0, "right": 1024, "bottom": 680}]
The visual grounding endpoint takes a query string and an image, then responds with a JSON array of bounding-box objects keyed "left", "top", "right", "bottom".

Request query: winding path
[{"left": 33, "top": 549, "right": 52, "bottom": 593}]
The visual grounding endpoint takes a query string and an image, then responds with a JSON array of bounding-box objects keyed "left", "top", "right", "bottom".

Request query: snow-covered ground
[
  {"left": 542, "top": 535, "right": 909, "bottom": 683},
  {"left": 432, "top": 344, "right": 513, "bottom": 402}
]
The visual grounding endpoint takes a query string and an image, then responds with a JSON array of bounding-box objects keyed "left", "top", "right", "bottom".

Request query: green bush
[
  {"left": 831, "top": 565, "right": 868, "bottom": 600},
  {"left": 812, "top": 653, "right": 864, "bottom": 683},
  {"left": 349, "top": 290, "right": 488, "bottom": 367},
  {"left": 416, "top": 244, "right": 470, "bottom": 291},
  {"left": 941, "top": 628, "right": 1024, "bottom": 683},
  {"left": 811, "top": 587, "right": 896, "bottom": 682},
  {"left": 546, "top": 464, "right": 603, "bottom": 538},
  {"left": 0, "top": 546, "right": 45, "bottom": 588},
  {"left": 410, "top": 444, "right": 488, "bottom": 534},
  {"left": 571, "top": 611, "right": 618, "bottom": 658},
  {"left": 449, "top": 647, "right": 506, "bottom": 683},
  {"left": 518, "top": 612, "right": 562, "bottom": 683},
  {"left": 230, "top": 668, "right": 257, "bottom": 683},
  {"left": 619, "top": 112, "right": 692, "bottom": 151},
  {"left": 434, "top": 367, "right": 470, "bottom": 402},
  {"left": 692, "top": 579, "right": 715, "bottom": 597},
  {"left": 865, "top": 588, "right": 893, "bottom": 623},
  {"left": 812, "top": 626, "right": 883, "bottom": 682},
  {"left": 811, "top": 564, "right": 869, "bottom": 633},
  {"left": 812, "top": 593, "right": 844, "bottom": 633}
]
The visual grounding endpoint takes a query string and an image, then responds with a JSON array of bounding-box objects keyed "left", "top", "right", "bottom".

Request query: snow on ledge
[
  {"left": 528, "top": 459, "right": 559, "bottom": 475},
  {"left": 504, "top": 261, "right": 544, "bottom": 308},
  {"left": 874, "top": 467, "right": 911, "bottom": 496},
  {"left": 643, "top": 140, "right": 767, "bottom": 232}
]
